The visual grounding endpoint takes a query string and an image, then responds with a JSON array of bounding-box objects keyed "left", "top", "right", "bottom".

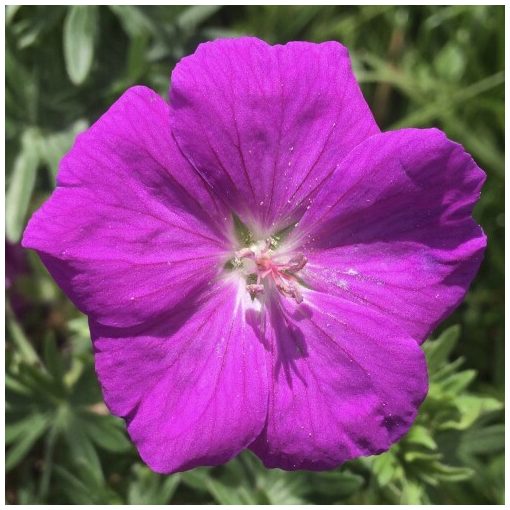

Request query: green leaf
[
  {"left": 81, "top": 413, "right": 131, "bottom": 453},
  {"left": 6, "top": 5, "right": 22, "bottom": 24},
  {"left": 389, "top": 71, "right": 504, "bottom": 129},
  {"left": 180, "top": 468, "right": 212, "bottom": 492},
  {"left": 403, "top": 450, "right": 441, "bottom": 463},
  {"left": 6, "top": 373, "right": 32, "bottom": 397},
  {"left": 177, "top": 5, "right": 222, "bottom": 33},
  {"left": 69, "top": 364, "right": 102, "bottom": 406},
  {"left": 43, "top": 334, "right": 65, "bottom": 383},
  {"left": 125, "top": 34, "right": 149, "bottom": 81},
  {"left": 405, "top": 424, "right": 437, "bottom": 450},
  {"left": 431, "top": 355, "right": 465, "bottom": 382},
  {"left": 6, "top": 128, "right": 40, "bottom": 242},
  {"left": 13, "top": 7, "right": 66, "bottom": 50},
  {"left": 424, "top": 325, "right": 460, "bottom": 374},
  {"left": 5, "top": 49, "right": 38, "bottom": 122},
  {"left": 372, "top": 452, "right": 400, "bottom": 486},
  {"left": 6, "top": 414, "right": 50, "bottom": 470},
  {"left": 400, "top": 479, "right": 424, "bottom": 504},
  {"left": 307, "top": 470, "right": 364, "bottom": 498},
  {"left": 63, "top": 6, "right": 98, "bottom": 85},
  {"left": 128, "top": 464, "right": 181, "bottom": 504},
  {"left": 6, "top": 412, "right": 49, "bottom": 445},
  {"left": 460, "top": 424, "right": 505, "bottom": 456},
  {"left": 53, "top": 465, "right": 96, "bottom": 504},
  {"left": 38, "top": 120, "right": 88, "bottom": 179},
  {"left": 6, "top": 300, "right": 40, "bottom": 365},
  {"left": 109, "top": 5, "right": 154, "bottom": 38},
  {"left": 64, "top": 418, "right": 103, "bottom": 484},
  {"left": 440, "top": 394, "right": 503, "bottom": 430},
  {"left": 54, "top": 463, "right": 121, "bottom": 504},
  {"left": 431, "top": 462, "right": 474, "bottom": 482},
  {"left": 206, "top": 477, "right": 258, "bottom": 505},
  {"left": 440, "top": 369, "right": 477, "bottom": 395},
  {"left": 37, "top": 423, "right": 60, "bottom": 501},
  {"left": 17, "top": 362, "right": 65, "bottom": 401},
  {"left": 262, "top": 471, "right": 308, "bottom": 504}
]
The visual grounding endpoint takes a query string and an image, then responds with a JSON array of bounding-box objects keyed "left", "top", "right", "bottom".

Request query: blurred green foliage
[{"left": 5, "top": 5, "right": 504, "bottom": 505}]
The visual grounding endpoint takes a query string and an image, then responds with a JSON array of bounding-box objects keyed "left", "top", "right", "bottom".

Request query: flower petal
[
  {"left": 293, "top": 128, "right": 486, "bottom": 343},
  {"left": 92, "top": 281, "right": 268, "bottom": 474},
  {"left": 23, "top": 86, "right": 229, "bottom": 328},
  {"left": 170, "top": 37, "right": 379, "bottom": 235},
  {"left": 249, "top": 291, "right": 428, "bottom": 470}
]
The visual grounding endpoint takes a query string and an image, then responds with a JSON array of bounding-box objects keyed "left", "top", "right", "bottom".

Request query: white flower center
[{"left": 233, "top": 238, "right": 307, "bottom": 304}]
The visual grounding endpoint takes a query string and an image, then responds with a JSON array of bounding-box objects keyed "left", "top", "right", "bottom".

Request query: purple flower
[{"left": 22, "top": 37, "right": 486, "bottom": 473}]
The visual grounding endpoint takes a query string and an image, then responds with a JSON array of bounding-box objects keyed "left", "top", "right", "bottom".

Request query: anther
[{"left": 233, "top": 238, "right": 307, "bottom": 304}]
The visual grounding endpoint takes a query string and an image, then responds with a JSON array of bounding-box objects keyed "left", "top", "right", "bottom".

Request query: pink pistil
[{"left": 235, "top": 240, "right": 307, "bottom": 303}]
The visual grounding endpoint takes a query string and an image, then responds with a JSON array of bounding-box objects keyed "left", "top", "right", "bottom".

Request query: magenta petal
[
  {"left": 250, "top": 291, "right": 428, "bottom": 470},
  {"left": 294, "top": 128, "right": 486, "bottom": 343},
  {"left": 22, "top": 86, "right": 229, "bottom": 328},
  {"left": 92, "top": 282, "right": 268, "bottom": 474},
  {"left": 170, "top": 37, "right": 379, "bottom": 233},
  {"left": 20, "top": 33, "right": 487, "bottom": 475}
]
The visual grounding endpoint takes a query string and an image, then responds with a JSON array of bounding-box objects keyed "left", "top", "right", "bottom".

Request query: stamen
[
  {"left": 279, "top": 253, "right": 308, "bottom": 274},
  {"left": 246, "top": 283, "right": 264, "bottom": 298},
  {"left": 276, "top": 277, "right": 303, "bottom": 304},
  {"left": 234, "top": 237, "right": 307, "bottom": 304}
]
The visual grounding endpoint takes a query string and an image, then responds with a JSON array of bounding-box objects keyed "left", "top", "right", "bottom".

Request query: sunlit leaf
[
  {"left": 63, "top": 6, "right": 98, "bottom": 85},
  {"left": 424, "top": 325, "right": 460, "bottom": 374},
  {"left": 440, "top": 394, "right": 503, "bottom": 431},
  {"left": 405, "top": 424, "right": 437, "bottom": 450},
  {"left": 372, "top": 452, "right": 401, "bottom": 486},
  {"left": 6, "top": 128, "right": 40, "bottom": 242},
  {"left": 177, "top": 5, "right": 222, "bottom": 32}
]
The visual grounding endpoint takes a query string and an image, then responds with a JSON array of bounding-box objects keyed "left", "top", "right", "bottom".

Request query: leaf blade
[{"left": 63, "top": 6, "right": 98, "bottom": 85}]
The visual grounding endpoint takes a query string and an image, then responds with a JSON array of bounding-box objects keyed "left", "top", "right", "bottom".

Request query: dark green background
[{"left": 6, "top": 5, "right": 504, "bottom": 504}]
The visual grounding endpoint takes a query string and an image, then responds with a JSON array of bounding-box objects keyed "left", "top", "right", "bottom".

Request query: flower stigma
[{"left": 231, "top": 237, "right": 308, "bottom": 304}]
